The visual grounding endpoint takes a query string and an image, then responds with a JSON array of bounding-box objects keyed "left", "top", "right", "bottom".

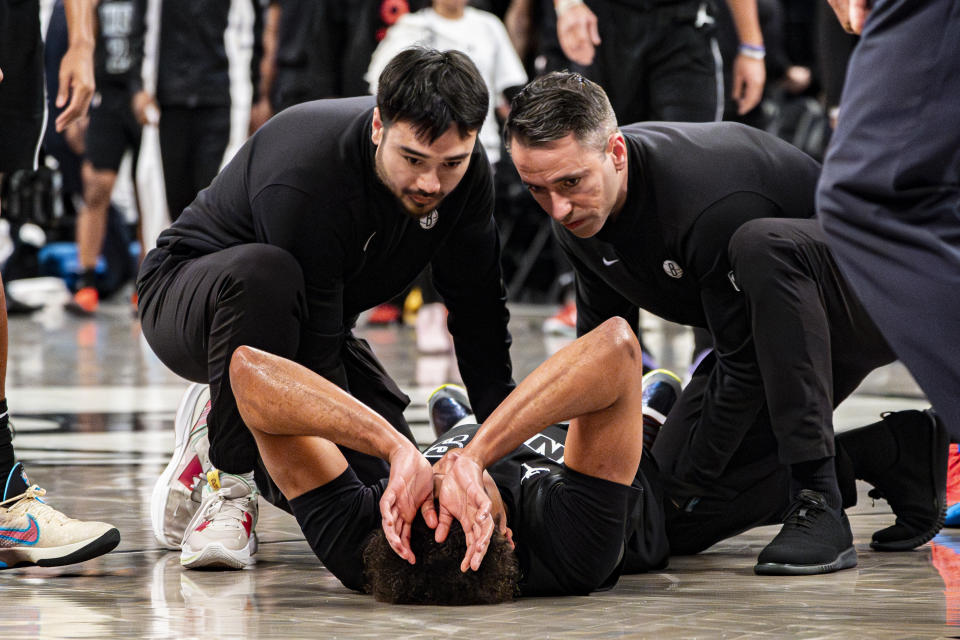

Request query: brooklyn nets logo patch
[
  {"left": 420, "top": 209, "right": 439, "bottom": 229},
  {"left": 663, "top": 260, "right": 684, "bottom": 279}
]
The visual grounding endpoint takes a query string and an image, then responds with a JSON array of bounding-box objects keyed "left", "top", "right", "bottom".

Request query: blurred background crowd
[{"left": 0, "top": 0, "right": 858, "bottom": 350}]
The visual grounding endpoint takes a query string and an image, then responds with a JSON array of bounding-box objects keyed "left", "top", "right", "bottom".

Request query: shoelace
[
  {"left": 201, "top": 489, "right": 254, "bottom": 530},
  {"left": 0, "top": 485, "right": 46, "bottom": 508},
  {"left": 0, "top": 485, "right": 71, "bottom": 525},
  {"left": 782, "top": 492, "right": 827, "bottom": 530}
]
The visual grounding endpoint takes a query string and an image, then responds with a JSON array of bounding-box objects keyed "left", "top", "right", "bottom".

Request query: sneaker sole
[
  {"left": 151, "top": 383, "right": 209, "bottom": 549},
  {"left": 754, "top": 545, "right": 858, "bottom": 576},
  {"left": 870, "top": 409, "right": 948, "bottom": 551},
  {"left": 180, "top": 537, "right": 257, "bottom": 570},
  {"left": 64, "top": 302, "right": 97, "bottom": 316},
  {"left": 0, "top": 527, "right": 120, "bottom": 569}
]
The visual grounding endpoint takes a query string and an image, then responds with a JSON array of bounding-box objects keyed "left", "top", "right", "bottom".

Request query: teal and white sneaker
[{"left": 0, "top": 462, "right": 119, "bottom": 569}]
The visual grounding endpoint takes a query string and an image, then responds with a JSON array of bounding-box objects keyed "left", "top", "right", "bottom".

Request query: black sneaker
[
  {"left": 641, "top": 369, "right": 682, "bottom": 449},
  {"left": 428, "top": 384, "right": 472, "bottom": 438},
  {"left": 857, "top": 409, "right": 948, "bottom": 551},
  {"left": 754, "top": 489, "right": 857, "bottom": 575}
]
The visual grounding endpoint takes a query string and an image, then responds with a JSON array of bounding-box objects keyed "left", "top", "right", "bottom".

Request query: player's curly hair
[{"left": 362, "top": 514, "right": 519, "bottom": 605}]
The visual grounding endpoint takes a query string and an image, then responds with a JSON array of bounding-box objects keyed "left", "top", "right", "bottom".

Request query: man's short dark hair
[
  {"left": 362, "top": 514, "right": 519, "bottom": 605},
  {"left": 376, "top": 47, "right": 489, "bottom": 143},
  {"left": 504, "top": 71, "right": 618, "bottom": 152}
]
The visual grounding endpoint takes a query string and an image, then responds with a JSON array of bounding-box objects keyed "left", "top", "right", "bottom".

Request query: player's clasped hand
[
  {"left": 435, "top": 450, "right": 495, "bottom": 573},
  {"left": 379, "top": 444, "right": 437, "bottom": 565}
]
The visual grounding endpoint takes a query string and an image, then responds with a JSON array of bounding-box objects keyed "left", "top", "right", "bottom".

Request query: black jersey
[
  {"left": 94, "top": 0, "right": 140, "bottom": 105},
  {"left": 141, "top": 96, "right": 513, "bottom": 420},
  {"left": 555, "top": 121, "right": 821, "bottom": 483},
  {"left": 424, "top": 422, "right": 669, "bottom": 595},
  {"left": 132, "top": 0, "right": 263, "bottom": 108}
]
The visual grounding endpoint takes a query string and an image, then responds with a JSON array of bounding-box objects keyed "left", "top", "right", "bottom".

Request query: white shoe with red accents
[
  {"left": 180, "top": 469, "right": 258, "bottom": 570},
  {"left": 151, "top": 383, "right": 212, "bottom": 549}
]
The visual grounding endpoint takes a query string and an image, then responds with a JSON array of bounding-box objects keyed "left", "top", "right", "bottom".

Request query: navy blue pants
[{"left": 818, "top": 0, "right": 960, "bottom": 437}]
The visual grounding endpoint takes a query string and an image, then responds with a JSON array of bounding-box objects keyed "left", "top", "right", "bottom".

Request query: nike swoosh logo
[
  {"left": 602, "top": 257, "right": 620, "bottom": 266},
  {"left": 0, "top": 514, "right": 40, "bottom": 545}
]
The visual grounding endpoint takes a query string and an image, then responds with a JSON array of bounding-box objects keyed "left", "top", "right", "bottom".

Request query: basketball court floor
[{"left": 1, "top": 297, "right": 956, "bottom": 639}]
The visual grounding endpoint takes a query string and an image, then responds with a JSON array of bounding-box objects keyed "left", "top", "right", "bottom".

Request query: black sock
[
  {"left": 791, "top": 456, "right": 842, "bottom": 511},
  {"left": 834, "top": 416, "right": 898, "bottom": 481},
  {"left": 77, "top": 269, "right": 97, "bottom": 291},
  {"left": 0, "top": 398, "right": 15, "bottom": 477}
]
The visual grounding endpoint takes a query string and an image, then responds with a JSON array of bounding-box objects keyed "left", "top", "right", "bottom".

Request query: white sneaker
[
  {"left": 0, "top": 463, "right": 120, "bottom": 569},
  {"left": 180, "top": 469, "right": 258, "bottom": 570},
  {"left": 416, "top": 302, "right": 453, "bottom": 353},
  {"left": 151, "top": 383, "right": 212, "bottom": 549},
  {"left": 542, "top": 301, "right": 577, "bottom": 337}
]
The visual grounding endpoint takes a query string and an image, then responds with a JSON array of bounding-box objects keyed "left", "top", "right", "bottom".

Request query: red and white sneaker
[
  {"left": 542, "top": 301, "right": 577, "bottom": 337},
  {"left": 151, "top": 383, "right": 212, "bottom": 549},
  {"left": 180, "top": 469, "right": 258, "bottom": 570}
]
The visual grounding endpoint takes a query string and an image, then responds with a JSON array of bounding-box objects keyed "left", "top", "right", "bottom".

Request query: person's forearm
[
  {"left": 230, "top": 346, "right": 414, "bottom": 462},
  {"left": 258, "top": 2, "right": 280, "bottom": 101},
  {"left": 463, "top": 317, "right": 640, "bottom": 467},
  {"left": 63, "top": 0, "right": 96, "bottom": 49},
  {"left": 725, "top": 0, "right": 764, "bottom": 47}
]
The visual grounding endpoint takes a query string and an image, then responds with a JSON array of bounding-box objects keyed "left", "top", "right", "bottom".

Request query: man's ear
[
  {"left": 372, "top": 107, "right": 384, "bottom": 146},
  {"left": 608, "top": 131, "right": 627, "bottom": 172}
]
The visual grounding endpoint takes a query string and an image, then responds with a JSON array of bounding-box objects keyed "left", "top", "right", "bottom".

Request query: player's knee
[
  {"left": 83, "top": 177, "right": 114, "bottom": 211},
  {"left": 596, "top": 317, "right": 642, "bottom": 369}
]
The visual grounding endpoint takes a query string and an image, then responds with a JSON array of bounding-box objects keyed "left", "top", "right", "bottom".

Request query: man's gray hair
[{"left": 504, "top": 72, "right": 618, "bottom": 152}]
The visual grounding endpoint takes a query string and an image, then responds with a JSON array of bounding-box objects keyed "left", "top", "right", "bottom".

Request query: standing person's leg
[
  {"left": 69, "top": 101, "right": 141, "bottom": 314},
  {"left": 586, "top": 0, "right": 650, "bottom": 124},
  {"left": 0, "top": 276, "right": 10, "bottom": 474},
  {"left": 157, "top": 106, "right": 196, "bottom": 221},
  {"left": 68, "top": 163, "right": 117, "bottom": 314},
  {"left": 1, "top": 275, "right": 119, "bottom": 570},
  {"left": 139, "top": 243, "right": 307, "bottom": 568},
  {"left": 818, "top": 0, "right": 960, "bottom": 438},
  {"left": 189, "top": 106, "right": 231, "bottom": 202},
  {"left": 0, "top": 0, "right": 120, "bottom": 569},
  {"left": 645, "top": 6, "right": 722, "bottom": 124}
]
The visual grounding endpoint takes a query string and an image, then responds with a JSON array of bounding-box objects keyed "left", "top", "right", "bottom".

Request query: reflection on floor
[{"left": 0, "top": 300, "right": 953, "bottom": 639}]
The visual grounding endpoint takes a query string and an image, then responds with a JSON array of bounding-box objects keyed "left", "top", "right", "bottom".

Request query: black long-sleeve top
[
  {"left": 555, "top": 121, "right": 821, "bottom": 485},
  {"left": 143, "top": 96, "right": 514, "bottom": 420}
]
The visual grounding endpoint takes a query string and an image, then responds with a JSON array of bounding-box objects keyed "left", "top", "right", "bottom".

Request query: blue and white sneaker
[
  {"left": 428, "top": 384, "right": 474, "bottom": 438},
  {"left": 641, "top": 369, "right": 682, "bottom": 450}
]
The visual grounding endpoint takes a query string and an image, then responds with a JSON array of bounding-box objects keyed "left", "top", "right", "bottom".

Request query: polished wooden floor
[{"left": 1, "top": 296, "right": 955, "bottom": 639}]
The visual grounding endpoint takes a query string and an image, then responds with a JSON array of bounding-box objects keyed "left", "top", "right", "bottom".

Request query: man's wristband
[
  {"left": 555, "top": 0, "right": 584, "bottom": 17},
  {"left": 738, "top": 43, "right": 766, "bottom": 60}
]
